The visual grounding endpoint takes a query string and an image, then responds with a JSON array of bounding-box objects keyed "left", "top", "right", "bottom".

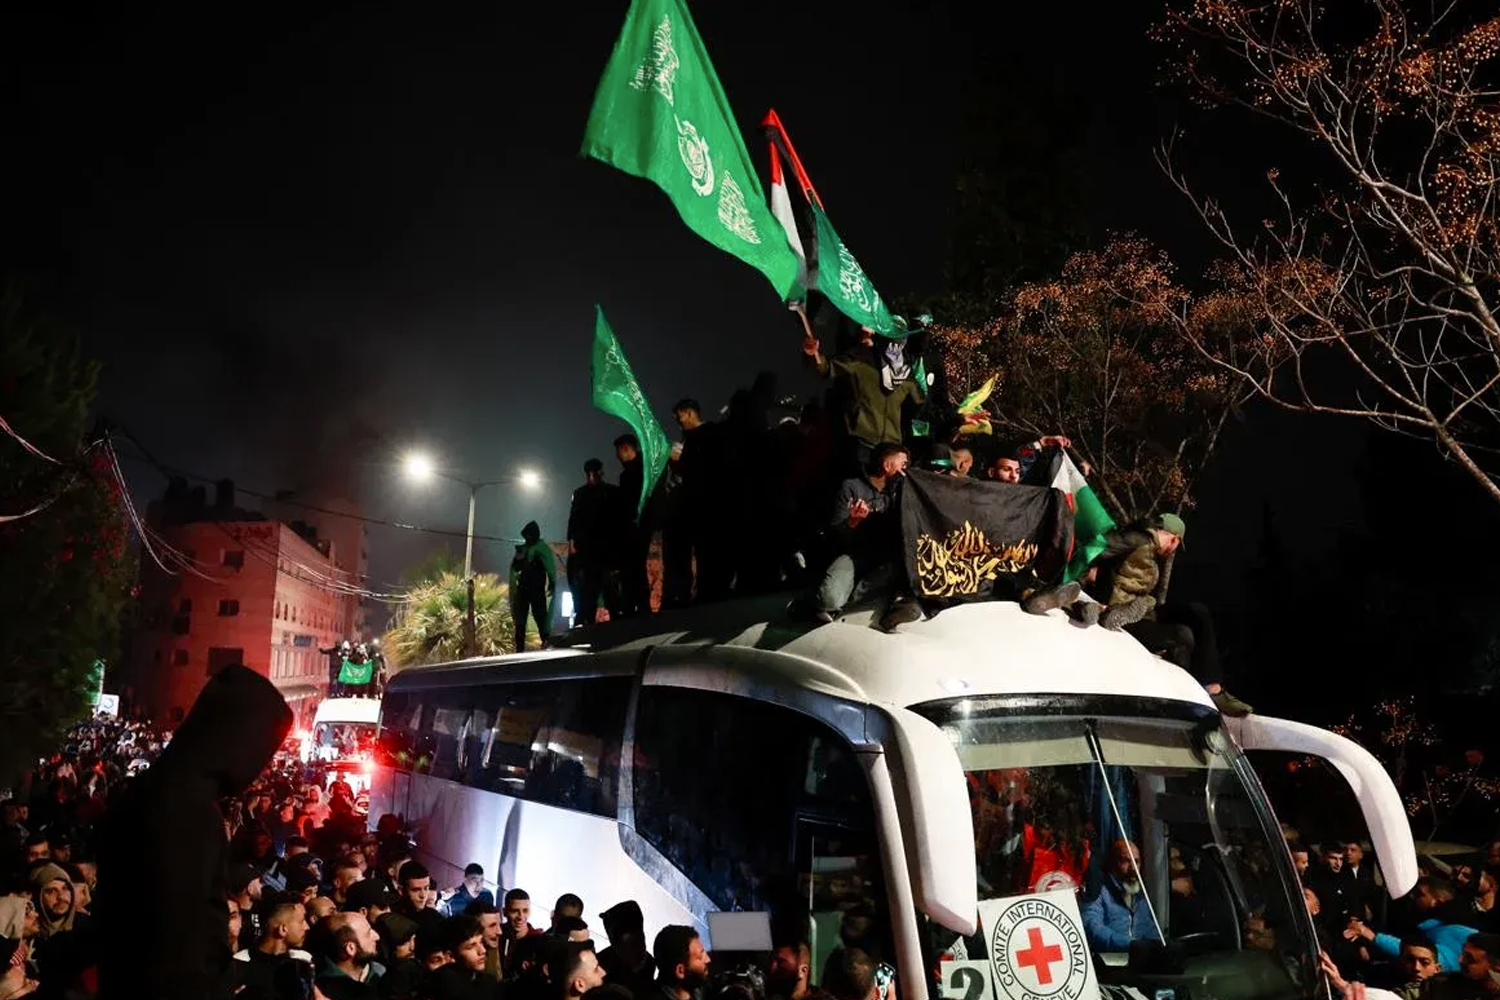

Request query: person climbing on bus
[
  {"left": 510, "top": 521, "right": 555, "bottom": 652},
  {"left": 1022, "top": 513, "right": 1253, "bottom": 717}
]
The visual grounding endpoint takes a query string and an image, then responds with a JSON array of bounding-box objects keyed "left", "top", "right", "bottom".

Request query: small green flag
[
  {"left": 339, "top": 657, "right": 374, "bottom": 685},
  {"left": 811, "top": 204, "right": 897, "bottom": 336},
  {"left": 582, "top": 0, "right": 800, "bottom": 299},
  {"left": 591, "top": 306, "right": 670, "bottom": 521}
]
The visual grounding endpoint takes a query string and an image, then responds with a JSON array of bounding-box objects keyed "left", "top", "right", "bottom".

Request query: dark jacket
[
  {"left": 567, "top": 481, "right": 620, "bottom": 565},
  {"left": 97, "top": 666, "right": 293, "bottom": 1000}
]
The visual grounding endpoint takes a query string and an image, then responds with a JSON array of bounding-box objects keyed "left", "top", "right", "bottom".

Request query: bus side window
[
  {"left": 461, "top": 707, "right": 492, "bottom": 786},
  {"left": 525, "top": 677, "right": 630, "bottom": 818},
  {"left": 427, "top": 696, "right": 471, "bottom": 783},
  {"left": 377, "top": 692, "right": 414, "bottom": 768},
  {"left": 474, "top": 685, "right": 551, "bottom": 797},
  {"left": 632, "top": 686, "right": 888, "bottom": 942}
]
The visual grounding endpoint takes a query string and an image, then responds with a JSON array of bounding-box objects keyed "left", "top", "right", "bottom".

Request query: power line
[
  {"left": 109, "top": 431, "right": 525, "bottom": 545},
  {"left": 0, "top": 411, "right": 63, "bottom": 465}
]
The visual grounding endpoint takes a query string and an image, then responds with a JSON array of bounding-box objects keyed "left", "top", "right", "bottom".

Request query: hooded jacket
[
  {"left": 97, "top": 665, "right": 292, "bottom": 1000},
  {"left": 28, "top": 863, "right": 76, "bottom": 936}
]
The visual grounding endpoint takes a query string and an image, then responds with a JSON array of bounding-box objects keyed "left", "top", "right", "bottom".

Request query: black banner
[{"left": 899, "top": 470, "right": 1073, "bottom": 602}]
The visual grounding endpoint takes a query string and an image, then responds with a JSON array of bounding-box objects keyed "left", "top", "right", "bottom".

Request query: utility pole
[
  {"left": 464, "top": 576, "right": 477, "bottom": 659},
  {"left": 464, "top": 486, "right": 478, "bottom": 658},
  {"left": 401, "top": 454, "right": 543, "bottom": 660}
]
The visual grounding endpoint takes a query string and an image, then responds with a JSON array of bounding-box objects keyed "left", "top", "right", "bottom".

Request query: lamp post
[{"left": 403, "top": 453, "right": 543, "bottom": 657}]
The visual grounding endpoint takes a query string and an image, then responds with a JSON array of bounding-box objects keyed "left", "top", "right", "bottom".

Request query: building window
[
  {"left": 207, "top": 647, "right": 243, "bottom": 676},
  {"left": 217, "top": 599, "right": 240, "bottom": 616},
  {"left": 171, "top": 616, "right": 190, "bottom": 635},
  {"left": 172, "top": 649, "right": 189, "bottom": 666},
  {"left": 221, "top": 550, "right": 245, "bottom": 569},
  {"left": 178, "top": 599, "right": 192, "bottom": 614}
]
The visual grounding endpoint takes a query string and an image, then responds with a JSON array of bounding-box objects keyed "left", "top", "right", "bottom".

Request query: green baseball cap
[{"left": 1156, "top": 513, "right": 1186, "bottom": 543}]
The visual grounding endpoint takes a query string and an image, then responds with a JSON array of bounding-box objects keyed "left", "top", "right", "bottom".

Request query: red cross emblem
[{"left": 1014, "top": 925, "right": 1065, "bottom": 985}]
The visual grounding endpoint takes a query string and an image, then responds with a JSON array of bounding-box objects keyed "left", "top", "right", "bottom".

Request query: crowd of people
[
  {"left": 1296, "top": 837, "right": 1500, "bottom": 998},
  {"left": 548, "top": 304, "right": 1249, "bottom": 714},
  {"left": 0, "top": 665, "right": 903, "bottom": 1000}
]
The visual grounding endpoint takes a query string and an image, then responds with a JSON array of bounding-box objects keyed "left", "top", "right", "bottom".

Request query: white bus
[{"left": 370, "top": 597, "right": 1415, "bottom": 1000}]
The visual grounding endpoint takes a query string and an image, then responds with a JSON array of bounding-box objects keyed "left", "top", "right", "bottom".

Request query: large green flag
[
  {"left": 811, "top": 203, "right": 898, "bottom": 336},
  {"left": 582, "top": 0, "right": 800, "bottom": 299},
  {"left": 591, "top": 306, "right": 670, "bottom": 521}
]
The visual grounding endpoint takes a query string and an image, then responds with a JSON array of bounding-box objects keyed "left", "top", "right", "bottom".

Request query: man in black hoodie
[{"left": 98, "top": 665, "right": 292, "bottom": 1000}]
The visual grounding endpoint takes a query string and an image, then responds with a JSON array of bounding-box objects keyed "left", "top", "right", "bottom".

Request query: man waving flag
[{"left": 583, "top": 0, "right": 799, "bottom": 300}]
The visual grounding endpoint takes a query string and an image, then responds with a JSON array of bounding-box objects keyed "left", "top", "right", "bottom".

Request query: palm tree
[{"left": 382, "top": 572, "right": 520, "bottom": 669}]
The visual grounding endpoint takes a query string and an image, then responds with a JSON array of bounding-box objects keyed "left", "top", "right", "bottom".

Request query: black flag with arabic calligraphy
[{"left": 899, "top": 470, "right": 1074, "bottom": 603}]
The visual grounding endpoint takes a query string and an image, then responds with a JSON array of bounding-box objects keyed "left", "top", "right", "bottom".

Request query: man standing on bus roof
[
  {"left": 510, "top": 522, "right": 556, "bottom": 652},
  {"left": 567, "top": 458, "right": 619, "bottom": 628}
]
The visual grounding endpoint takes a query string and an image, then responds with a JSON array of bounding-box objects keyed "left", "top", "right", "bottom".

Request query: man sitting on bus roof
[
  {"left": 1023, "top": 513, "right": 1253, "bottom": 718},
  {"left": 799, "top": 442, "right": 909, "bottom": 625}
]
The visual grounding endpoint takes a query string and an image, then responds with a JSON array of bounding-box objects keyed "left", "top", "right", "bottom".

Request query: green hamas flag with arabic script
[
  {"left": 591, "top": 306, "right": 670, "bottom": 521},
  {"left": 582, "top": 0, "right": 799, "bottom": 300},
  {"left": 811, "top": 203, "right": 898, "bottom": 336}
]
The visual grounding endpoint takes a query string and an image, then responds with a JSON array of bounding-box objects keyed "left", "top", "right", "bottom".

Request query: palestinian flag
[
  {"left": 900, "top": 470, "right": 1073, "bottom": 603},
  {"left": 761, "top": 109, "right": 900, "bottom": 337},
  {"left": 768, "top": 141, "right": 810, "bottom": 292},
  {"left": 1026, "top": 450, "right": 1115, "bottom": 582}
]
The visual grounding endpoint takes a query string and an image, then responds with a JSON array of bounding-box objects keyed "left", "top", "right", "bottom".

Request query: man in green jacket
[
  {"left": 1025, "top": 513, "right": 1252, "bottom": 717},
  {"left": 803, "top": 322, "right": 925, "bottom": 476},
  {"left": 509, "top": 521, "right": 555, "bottom": 652}
]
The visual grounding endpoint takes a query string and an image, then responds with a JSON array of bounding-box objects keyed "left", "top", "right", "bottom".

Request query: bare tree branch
[{"left": 1154, "top": 3, "right": 1500, "bottom": 506}]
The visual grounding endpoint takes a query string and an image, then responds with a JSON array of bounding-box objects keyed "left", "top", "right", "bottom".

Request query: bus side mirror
[
  {"left": 1225, "top": 714, "right": 1418, "bottom": 899},
  {"left": 883, "top": 707, "right": 979, "bottom": 936}
]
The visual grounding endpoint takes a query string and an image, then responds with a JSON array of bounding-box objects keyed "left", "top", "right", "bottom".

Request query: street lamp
[
  {"left": 403, "top": 453, "right": 435, "bottom": 482},
  {"left": 402, "top": 453, "right": 546, "bottom": 656}
]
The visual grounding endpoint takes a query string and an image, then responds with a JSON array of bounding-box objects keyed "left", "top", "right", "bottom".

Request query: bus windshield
[
  {"left": 915, "top": 706, "right": 1318, "bottom": 1000},
  {"left": 312, "top": 721, "right": 376, "bottom": 762}
]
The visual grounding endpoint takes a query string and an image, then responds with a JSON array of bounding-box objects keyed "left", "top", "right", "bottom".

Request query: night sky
[{"left": 0, "top": 1, "right": 1407, "bottom": 651}]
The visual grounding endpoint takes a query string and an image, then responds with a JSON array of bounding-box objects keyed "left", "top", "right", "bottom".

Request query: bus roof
[
  {"left": 393, "top": 596, "right": 1216, "bottom": 714},
  {"left": 312, "top": 697, "right": 382, "bottom": 725}
]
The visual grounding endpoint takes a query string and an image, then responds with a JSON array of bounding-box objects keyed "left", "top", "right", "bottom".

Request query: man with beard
[
  {"left": 316, "top": 912, "right": 384, "bottom": 998},
  {"left": 1082, "top": 840, "right": 1164, "bottom": 952},
  {"left": 767, "top": 938, "right": 832, "bottom": 1000},
  {"left": 653, "top": 926, "right": 710, "bottom": 1000}
]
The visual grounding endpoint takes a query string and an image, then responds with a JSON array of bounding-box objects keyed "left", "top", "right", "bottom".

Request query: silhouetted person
[
  {"left": 510, "top": 521, "right": 556, "bottom": 651},
  {"left": 98, "top": 665, "right": 292, "bottom": 1000}
]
